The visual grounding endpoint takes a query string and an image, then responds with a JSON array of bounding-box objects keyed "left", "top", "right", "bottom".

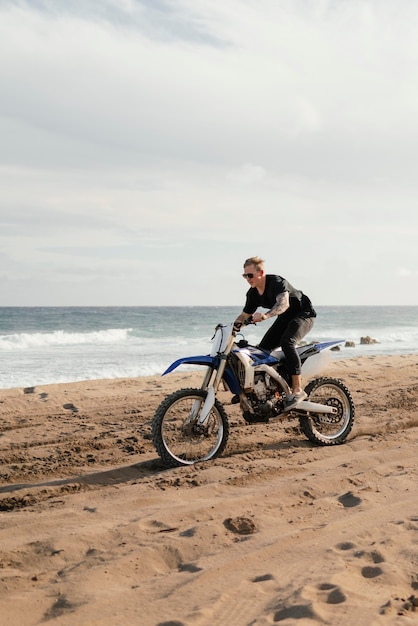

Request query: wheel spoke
[
  {"left": 300, "top": 377, "right": 355, "bottom": 445},
  {"left": 152, "top": 388, "right": 229, "bottom": 466},
  {"left": 162, "top": 397, "right": 222, "bottom": 462}
]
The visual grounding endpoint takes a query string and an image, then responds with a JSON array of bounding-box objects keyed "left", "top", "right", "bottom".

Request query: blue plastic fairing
[
  {"left": 233, "top": 346, "right": 277, "bottom": 366},
  {"left": 161, "top": 355, "right": 241, "bottom": 395},
  {"left": 314, "top": 340, "right": 345, "bottom": 350},
  {"left": 162, "top": 355, "right": 218, "bottom": 375}
]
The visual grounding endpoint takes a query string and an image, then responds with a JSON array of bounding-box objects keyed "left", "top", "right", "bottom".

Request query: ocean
[{"left": 1, "top": 306, "right": 418, "bottom": 390}]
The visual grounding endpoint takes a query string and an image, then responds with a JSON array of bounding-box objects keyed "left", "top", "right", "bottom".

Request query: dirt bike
[{"left": 152, "top": 320, "right": 355, "bottom": 468}]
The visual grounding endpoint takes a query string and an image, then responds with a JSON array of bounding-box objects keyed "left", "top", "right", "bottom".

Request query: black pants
[{"left": 258, "top": 315, "right": 315, "bottom": 376}]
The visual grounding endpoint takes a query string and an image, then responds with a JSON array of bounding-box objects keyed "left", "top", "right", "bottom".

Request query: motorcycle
[{"left": 152, "top": 320, "right": 355, "bottom": 468}]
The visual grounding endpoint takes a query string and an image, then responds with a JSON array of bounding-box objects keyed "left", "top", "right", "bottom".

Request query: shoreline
[
  {"left": 3, "top": 303, "right": 418, "bottom": 391},
  {"left": 1, "top": 351, "right": 416, "bottom": 394},
  {"left": 1, "top": 353, "right": 418, "bottom": 624}
]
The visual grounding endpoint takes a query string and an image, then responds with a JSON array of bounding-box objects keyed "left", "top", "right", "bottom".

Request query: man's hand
[
  {"left": 252, "top": 312, "right": 266, "bottom": 323},
  {"left": 233, "top": 320, "right": 243, "bottom": 332}
]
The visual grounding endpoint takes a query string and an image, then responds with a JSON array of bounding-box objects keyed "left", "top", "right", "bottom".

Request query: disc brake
[{"left": 313, "top": 397, "right": 343, "bottom": 424}]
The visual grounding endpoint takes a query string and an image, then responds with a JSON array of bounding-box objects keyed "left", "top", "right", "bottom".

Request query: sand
[{"left": 1, "top": 353, "right": 418, "bottom": 625}]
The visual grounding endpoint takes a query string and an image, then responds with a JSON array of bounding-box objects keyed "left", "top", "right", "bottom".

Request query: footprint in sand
[
  {"left": 361, "top": 565, "right": 384, "bottom": 579},
  {"left": 273, "top": 604, "right": 318, "bottom": 622},
  {"left": 336, "top": 541, "right": 386, "bottom": 562},
  {"left": 63, "top": 403, "right": 78, "bottom": 413},
  {"left": 335, "top": 541, "right": 386, "bottom": 581},
  {"left": 406, "top": 515, "right": 418, "bottom": 531},
  {"left": 315, "top": 583, "right": 347, "bottom": 604},
  {"left": 224, "top": 516, "right": 257, "bottom": 535},
  {"left": 43, "top": 595, "right": 81, "bottom": 621},
  {"left": 369, "top": 550, "right": 385, "bottom": 564},
  {"left": 336, "top": 541, "right": 356, "bottom": 551},
  {"left": 178, "top": 563, "right": 202, "bottom": 573},
  {"left": 252, "top": 574, "right": 275, "bottom": 583},
  {"left": 338, "top": 491, "right": 361, "bottom": 508},
  {"left": 179, "top": 527, "right": 196, "bottom": 538}
]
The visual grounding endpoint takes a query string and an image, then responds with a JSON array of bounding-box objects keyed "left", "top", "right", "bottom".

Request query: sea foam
[{"left": 0, "top": 328, "right": 131, "bottom": 351}]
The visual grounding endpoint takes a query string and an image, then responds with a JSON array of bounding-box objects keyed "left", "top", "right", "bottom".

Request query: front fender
[
  {"left": 162, "top": 356, "right": 241, "bottom": 395},
  {"left": 162, "top": 355, "right": 218, "bottom": 375}
]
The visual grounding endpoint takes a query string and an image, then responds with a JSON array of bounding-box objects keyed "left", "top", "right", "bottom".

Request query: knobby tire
[
  {"left": 152, "top": 388, "right": 230, "bottom": 468},
  {"left": 299, "top": 377, "right": 355, "bottom": 445}
]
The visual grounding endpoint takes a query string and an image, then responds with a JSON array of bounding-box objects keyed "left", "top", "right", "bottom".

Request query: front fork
[{"left": 194, "top": 355, "right": 229, "bottom": 426}]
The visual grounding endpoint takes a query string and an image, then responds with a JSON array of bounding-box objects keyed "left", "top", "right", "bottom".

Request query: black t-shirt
[{"left": 243, "top": 275, "right": 316, "bottom": 320}]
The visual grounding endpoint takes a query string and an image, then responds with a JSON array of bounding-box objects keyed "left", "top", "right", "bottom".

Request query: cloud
[
  {"left": 226, "top": 164, "right": 267, "bottom": 185},
  {"left": 398, "top": 268, "right": 417, "bottom": 277},
  {"left": 3, "top": 1, "right": 418, "bottom": 176},
  {"left": 1, "top": 0, "right": 418, "bottom": 305}
]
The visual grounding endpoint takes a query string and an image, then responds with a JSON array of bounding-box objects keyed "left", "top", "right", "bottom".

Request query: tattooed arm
[
  {"left": 265, "top": 291, "right": 290, "bottom": 317},
  {"left": 252, "top": 292, "right": 290, "bottom": 322}
]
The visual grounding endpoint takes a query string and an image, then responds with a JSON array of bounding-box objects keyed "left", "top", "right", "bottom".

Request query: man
[{"left": 234, "top": 256, "right": 316, "bottom": 409}]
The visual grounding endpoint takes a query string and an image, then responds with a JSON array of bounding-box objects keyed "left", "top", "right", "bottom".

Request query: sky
[{"left": 1, "top": 0, "right": 418, "bottom": 307}]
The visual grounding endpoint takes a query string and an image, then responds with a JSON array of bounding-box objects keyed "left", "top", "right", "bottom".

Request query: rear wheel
[
  {"left": 299, "top": 377, "right": 355, "bottom": 445},
  {"left": 152, "top": 388, "right": 230, "bottom": 467}
]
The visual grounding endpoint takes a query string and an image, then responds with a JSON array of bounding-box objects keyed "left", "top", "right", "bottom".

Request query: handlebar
[{"left": 233, "top": 317, "right": 255, "bottom": 332}]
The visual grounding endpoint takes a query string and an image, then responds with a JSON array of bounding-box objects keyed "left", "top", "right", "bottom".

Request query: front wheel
[
  {"left": 299, "top": 377, "right": 355, "bottom": 446},
  {"left": 152, "top": 388, "right": 230, "bottom": 468}
]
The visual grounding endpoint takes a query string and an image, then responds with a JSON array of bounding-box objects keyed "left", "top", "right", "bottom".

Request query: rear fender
[
  {"left": 315, "top": 340, "right": 345, "bottom": 351},
  {"left": 300, "top": 340, "right": 345, "bottom": 378}
]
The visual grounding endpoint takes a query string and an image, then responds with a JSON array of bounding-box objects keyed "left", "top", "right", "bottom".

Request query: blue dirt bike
[{"left": 152, "top": 320, "right": 355, "bottom": 468}]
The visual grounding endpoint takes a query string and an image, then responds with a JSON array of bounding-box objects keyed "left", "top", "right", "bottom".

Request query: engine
[
  {"left": 246, "top": 372, "right": 284, "bottom": 420},
  {"left": 230, "top": 350, "right": 287, "bottom": 423}
]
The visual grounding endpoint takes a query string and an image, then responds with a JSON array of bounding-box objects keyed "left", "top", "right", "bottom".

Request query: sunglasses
[{"left": 242, "top": 273, "right": 255, "bottom": 279}]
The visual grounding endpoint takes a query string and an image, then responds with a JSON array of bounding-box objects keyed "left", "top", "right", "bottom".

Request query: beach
[{"left": 1, "top": 354, "right": 418, "bottom": 625}]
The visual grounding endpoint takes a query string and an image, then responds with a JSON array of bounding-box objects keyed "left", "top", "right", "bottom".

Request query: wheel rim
[
  {"left": 307, "top": 383, "right": 351, "bottom": 439},
  {"left": 161, "top": 394, "right": 224, "bottom": 464}
]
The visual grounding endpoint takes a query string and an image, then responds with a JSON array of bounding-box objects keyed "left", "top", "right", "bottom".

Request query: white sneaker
[{"left": 285, "top": 390, "right": 307, "bottom": 411}]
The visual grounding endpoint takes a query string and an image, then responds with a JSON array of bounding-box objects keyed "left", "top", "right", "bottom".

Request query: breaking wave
[{"left": 0, "top": 328, "right": 131, "bottom": 351}]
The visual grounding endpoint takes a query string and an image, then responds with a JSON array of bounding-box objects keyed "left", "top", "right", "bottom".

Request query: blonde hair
[{"left": 244, "top": 256, "right": 265, "bottom": 271}]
